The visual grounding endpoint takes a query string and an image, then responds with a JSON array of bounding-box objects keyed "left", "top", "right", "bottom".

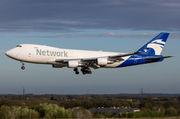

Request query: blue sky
[{"left": 0, "top": 0, "right": 180, "bottom": 94}]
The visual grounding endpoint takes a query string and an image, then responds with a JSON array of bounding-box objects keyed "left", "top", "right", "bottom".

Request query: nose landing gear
[{"left": 21, "top": 62, "right": 25, "bottom": 70}]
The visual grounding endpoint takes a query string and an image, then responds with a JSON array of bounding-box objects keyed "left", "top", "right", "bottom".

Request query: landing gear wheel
[
  {"left": 81, "top": 67, "right": 92, "bottom": 75},
  {"left": 74, "top": 68, "right": 79, "bottom": 75},
  {"left": 21, "top": 66, "right": 25, "bottom": 70},
  {"left": 21, "top": 62, "right": 25, "bottom": 70},
  {"left": 83, "top": 72, "right": 86, "bottom": 75}
]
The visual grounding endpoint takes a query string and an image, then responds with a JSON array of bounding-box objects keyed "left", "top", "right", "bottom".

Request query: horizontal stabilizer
[{"left": 143, "top": 56, "right": 173, "bottom": 61}]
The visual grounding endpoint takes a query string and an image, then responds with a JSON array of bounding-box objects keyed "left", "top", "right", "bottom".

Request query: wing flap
[{"left": 108, "top": 51, "right": 142, "bottom": 61}]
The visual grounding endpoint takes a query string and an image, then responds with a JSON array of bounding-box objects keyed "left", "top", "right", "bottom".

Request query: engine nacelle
[
  {"left": 67, "top": 61, "right": 79, "bottom": 68},
  {"left": 97, "top": 58, "right": 108, "bottom": 66}
]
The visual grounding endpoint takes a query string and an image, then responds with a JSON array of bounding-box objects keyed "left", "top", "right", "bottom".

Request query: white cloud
[
  {"left": 0, "top": 0, "right": 180, "bottom": 32},
  {"left": 13, "top": 32, "right": 180, "bottom": 39},
  {"left": 13, "top": 33, "right": 158, "bottom": 38},
  {"left": 163, "top": 3, "right": 180, "bottom": 7}
]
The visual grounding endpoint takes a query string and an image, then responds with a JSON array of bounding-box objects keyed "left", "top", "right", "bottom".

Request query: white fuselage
[{"left": 6, "top": 44, "right": 128, "bottom": 68}]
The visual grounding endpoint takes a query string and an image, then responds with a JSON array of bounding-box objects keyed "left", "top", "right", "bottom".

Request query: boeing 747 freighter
[{"left": 6, "top": 32, "right": 172, "bottom": 75}]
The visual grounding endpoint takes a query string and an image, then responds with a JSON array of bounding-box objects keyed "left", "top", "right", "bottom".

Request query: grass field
[{"left": 12, "top": 117, "right": 180, "bottom": 119}]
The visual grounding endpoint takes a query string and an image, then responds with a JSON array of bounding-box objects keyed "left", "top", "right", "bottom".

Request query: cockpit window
[{"left": 16, "top": 45, "right": 22, "bottom": 47}]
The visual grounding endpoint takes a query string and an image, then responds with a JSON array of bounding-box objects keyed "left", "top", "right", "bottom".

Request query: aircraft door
[
  {"left": 27, "top": 50, "right": 33, "bottom": 61},
  {"left": 28, "top": 52, "right": 31, "bottom": 58}
]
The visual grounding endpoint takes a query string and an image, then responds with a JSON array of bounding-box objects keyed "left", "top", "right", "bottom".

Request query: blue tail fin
[{"left": 137, "top": 32, "right": 169, "bottom": 55}]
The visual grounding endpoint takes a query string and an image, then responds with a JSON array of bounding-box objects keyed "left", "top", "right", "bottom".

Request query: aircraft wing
[
  {"left": 55, "top": 51, "right": 142, "bottom": 62},
  {"left": 55, "top": 51, "right": 142, "bottom": 68},
  {"left": 108, "top": 51, "right": 142, "bottom": 60}
]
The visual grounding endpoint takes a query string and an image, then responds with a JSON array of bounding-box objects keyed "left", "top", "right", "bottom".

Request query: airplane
[{"left": 6, "top": 32, "right": 172, "bottom": 75}]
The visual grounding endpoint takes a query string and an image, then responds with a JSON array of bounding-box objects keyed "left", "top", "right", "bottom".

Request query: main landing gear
[
  {"left": 81, "top": 67, "right": 92, "bottom": 75},
  {"left": 73, "top": 68, "right": 79, "bottom": 74},
  {"left": 73, "top": 67, "right": 92, "bottom": 75},
  {"left": 21, "top": 62, "right": 25, "bottom": 70}
]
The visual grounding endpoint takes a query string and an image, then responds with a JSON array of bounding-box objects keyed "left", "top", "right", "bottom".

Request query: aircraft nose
[
  {"left": 5, "top": 50, "right": 11, "bottom": 57},
  {"left": 5, "top": 50, "right": 15, "bottom": 58}
]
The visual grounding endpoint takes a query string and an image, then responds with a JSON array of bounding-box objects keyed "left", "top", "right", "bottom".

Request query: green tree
[
  {"left": 127, "top": 112, "right": 135, "bottom": 118},
  {"left": 147, "top": 94, "right": 154, "bottom": 104},
  {"left": 20, "top": 107, "right": 39, "bottom": 118},
  {"left": 165, "top": 107, "right": 177, "bottom": 116},
  {"left": 144, "top": 102, "right": 153, "bottom": 109},
  {"left": 164, "top": 101, "right": 177, "bottom": 109},
  {"left": 134, "top": 111, "right": 142, "bottom": 118},
  {"left": 84, "top": 100, "right": 93, "bottom": 109},
  {"left": 160, "top": 108, "right": 165, "bottom": 117},
  {"left": 93, "top": 112, "right": 105, "bottom": 118},
  {"left": 74, "top": 107, "right": 92, "bottom": 118},
  {"left": 7, "top": 106, "right": 39, "bottom": 119},
  {"left": 177, "top": 108, "right": 180, "bottom": 116},
  {"left": 117, "top": 102, "right": 121, "bottom": 107},
  {"left": 125, "top": 103, "right": 130, "bottom": 108},
  {"left": 0, "top": 105, "right": 9, "bottom": 119},
  {"left": 40, "top": 103, "right": 76, "bottom": 118},
  {"left": 102, "top": 111, "right": 114, "bottom": 118},
  {"left": 8, "top": 106, "right": 21, "bottom": 119}
]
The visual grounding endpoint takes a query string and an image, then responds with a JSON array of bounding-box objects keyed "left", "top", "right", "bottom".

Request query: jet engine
[
  {"left": 67, "top": 61, "right": 79, "bottom": 68},
  {"left": 97, "top": 58, "right": 108, "bottom": 66}
]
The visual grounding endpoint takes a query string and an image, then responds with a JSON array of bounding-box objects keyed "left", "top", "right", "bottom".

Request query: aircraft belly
[
  {"left": 104, "top": 57, "right": 130, "bottom": 68},
  {"left": 105, "top": 63, "right": 122, "bottom": 68}
]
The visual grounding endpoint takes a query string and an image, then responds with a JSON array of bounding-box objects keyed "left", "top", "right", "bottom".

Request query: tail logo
[
  {"left": 146, "top": 39, "right": 165, "bottom": 55},
  {"left": 151, "top": 39, "right": 165, "bottom": 48}
]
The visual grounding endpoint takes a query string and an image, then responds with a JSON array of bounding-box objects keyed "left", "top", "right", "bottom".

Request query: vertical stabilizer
[{"left": 137, "top": 32, "right": 169, "bottom": 55}]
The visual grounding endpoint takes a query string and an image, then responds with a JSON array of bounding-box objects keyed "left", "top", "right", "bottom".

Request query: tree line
[{"left": 0, "top": 94, "right": 180, "bottom": 118}]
